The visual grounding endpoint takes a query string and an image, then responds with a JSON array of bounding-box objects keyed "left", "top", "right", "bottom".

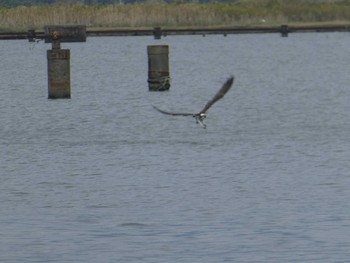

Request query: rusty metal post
[
  {"left": 47, "top": 31, "right": 71, "bottom": 99},
  {"left": 147, "top": 45, "right": 170, "bottom": 91}
]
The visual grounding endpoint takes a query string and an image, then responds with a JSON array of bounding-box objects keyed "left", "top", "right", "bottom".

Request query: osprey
[{"left": 153, "top": 76, "right": 234, "bottom": 128}]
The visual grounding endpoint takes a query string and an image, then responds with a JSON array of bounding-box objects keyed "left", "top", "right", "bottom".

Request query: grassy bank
[{"left": 0, "top": 0, "right": 350, "bottom": 32}]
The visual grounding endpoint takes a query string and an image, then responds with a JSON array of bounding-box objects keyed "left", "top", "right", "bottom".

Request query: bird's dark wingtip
[{"left": 228, "top": 75, "right": 234, "bottom": 83}]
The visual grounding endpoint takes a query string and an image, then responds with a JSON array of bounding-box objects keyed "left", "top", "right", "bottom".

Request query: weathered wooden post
[
  {"left": 280, "top": 25, "right": 289, "bottom": 37},
  {"left": 147, "top": 45, "right": 170, "bottom": 91},
  {"left": 45, "top": 25, "right": 86, "bottom": 99}
]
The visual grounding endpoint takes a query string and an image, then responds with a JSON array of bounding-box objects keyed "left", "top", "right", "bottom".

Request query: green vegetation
[{"left": 0, "top": 0, "right": 349, "bottom": 32}]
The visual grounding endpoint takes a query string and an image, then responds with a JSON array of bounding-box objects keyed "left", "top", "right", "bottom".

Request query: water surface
[{"left": 1, "top": 32, "right": 350, "bottom": 262}]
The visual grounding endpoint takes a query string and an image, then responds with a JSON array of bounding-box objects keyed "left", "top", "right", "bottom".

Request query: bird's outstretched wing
[
  {"left": 199, "top": 76, "right": 234, "bottom": 114},
  {"left": 152, "top": 105, "right": 195, "bottom": 117}
]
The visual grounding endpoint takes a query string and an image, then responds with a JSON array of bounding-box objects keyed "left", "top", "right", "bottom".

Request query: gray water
[{"left": 1, "top": 32, "right": 350, "bottom": 262}]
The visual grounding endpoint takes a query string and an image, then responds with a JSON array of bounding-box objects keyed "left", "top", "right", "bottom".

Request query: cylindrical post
[
  {"left": 47, "top": 42, "right": 71, "bottom": 99},
  {"left": 147, "top": 45, "right": 170, "bottom": 91}
]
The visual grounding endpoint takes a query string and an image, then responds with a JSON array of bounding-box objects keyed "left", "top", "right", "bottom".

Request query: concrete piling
[
  {"left": 147, "top": 45, "right": 170, "bottom": 91},
  {"left": 44, "top": 25, "right": 86, "bottom": 99},
  {"left": 47, "top": 37, "right": 71, "bottom": 99}
]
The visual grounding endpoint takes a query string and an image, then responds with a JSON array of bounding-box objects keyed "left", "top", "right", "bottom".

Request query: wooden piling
[{"left": 147, "top": 45, "right": 170, "bottom": 91}]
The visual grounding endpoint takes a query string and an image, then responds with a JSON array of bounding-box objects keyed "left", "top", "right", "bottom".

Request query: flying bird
[{"left": 153, "top": 75, "right": 234, "bottom": 128}]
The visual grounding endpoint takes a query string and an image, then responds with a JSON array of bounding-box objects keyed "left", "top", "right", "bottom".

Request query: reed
[{"left": 0, "top": 0, "right": 349, "bottom": 31}]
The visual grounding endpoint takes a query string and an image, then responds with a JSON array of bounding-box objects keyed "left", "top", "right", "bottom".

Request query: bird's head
[
  {"left": 195, "top": 113, "right": 206, "bottom": 121},
  {"left": 200, "top": 113, "right": 206, "bottom": 118}
]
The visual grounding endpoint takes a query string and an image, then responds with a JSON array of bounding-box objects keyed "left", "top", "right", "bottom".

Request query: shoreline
[{"left": 1, "top": 23, "right": 349, "bottom": 41}]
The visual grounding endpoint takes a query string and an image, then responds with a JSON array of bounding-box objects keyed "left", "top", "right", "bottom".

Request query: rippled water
[{"left": 1, "top": 32, "right": 350, "bottom": 262}]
